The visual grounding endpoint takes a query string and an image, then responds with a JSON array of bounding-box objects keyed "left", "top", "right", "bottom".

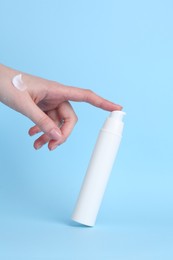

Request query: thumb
[{"left": 23, "top": 100, "right": 62, "bottom": 141}]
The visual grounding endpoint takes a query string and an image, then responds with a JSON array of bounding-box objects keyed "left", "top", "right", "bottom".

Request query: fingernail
[
  {"left": 49, "top": 144, "right": 58, "bottom": 151},
  {"left": 118, "top": 105, "right": 123, "bottom": 110},
  {"left": 50, "top": 128, "right": 61, "bottom": 140},
  {"left": 35, "top": 143, "right": 43, "bottom": 150},
  {"left": 115, "top": 104, "right": 123, "bottom": 110}
]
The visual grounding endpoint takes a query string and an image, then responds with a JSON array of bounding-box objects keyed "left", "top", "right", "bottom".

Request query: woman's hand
[{"left": 0, "top": 64, "right": 122, "bottom": 150}]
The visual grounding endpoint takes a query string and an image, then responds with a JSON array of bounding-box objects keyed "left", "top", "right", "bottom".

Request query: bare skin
[{"left": 0, "top": 64, "right": 122, "bottom": 151}]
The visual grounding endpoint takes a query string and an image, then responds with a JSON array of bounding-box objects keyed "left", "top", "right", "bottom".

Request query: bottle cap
[
  {"left": 102, "top": 110, "right": 126, "bottom": 135},
  {"left": 110, "top": 111, "right": 126, "bottom": 121}
]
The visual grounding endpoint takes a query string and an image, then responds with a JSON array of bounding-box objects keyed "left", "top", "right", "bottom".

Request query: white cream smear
[{"left": 12, "top": 74, "right": 27, "bottom": 91}]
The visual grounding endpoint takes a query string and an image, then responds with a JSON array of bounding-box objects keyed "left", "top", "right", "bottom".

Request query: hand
[{"left": 0, "top": 64, "right": 122, "bottom": 150}]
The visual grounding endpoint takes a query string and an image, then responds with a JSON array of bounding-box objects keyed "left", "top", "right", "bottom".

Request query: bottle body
[{"left": 71, "top": 111, "right": 125, "bottom": 226}]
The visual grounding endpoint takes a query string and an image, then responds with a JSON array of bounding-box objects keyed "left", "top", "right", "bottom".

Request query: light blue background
[{"left": 0, "top": 0, "right": 173, "bottom": 259}]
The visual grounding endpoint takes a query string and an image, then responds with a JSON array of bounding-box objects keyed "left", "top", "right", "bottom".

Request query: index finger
[{"left": 62, "top": 86, "right": 123, "bottom": 111}]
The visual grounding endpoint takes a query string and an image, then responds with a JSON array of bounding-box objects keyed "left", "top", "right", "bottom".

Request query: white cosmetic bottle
[{"left": 72, "top": 110, "right": 126, "bottom": 226}]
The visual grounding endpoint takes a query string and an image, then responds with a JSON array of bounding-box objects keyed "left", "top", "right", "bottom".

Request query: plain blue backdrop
[{"left": 0, "top": 0, "right": 173, "bottom": 259}]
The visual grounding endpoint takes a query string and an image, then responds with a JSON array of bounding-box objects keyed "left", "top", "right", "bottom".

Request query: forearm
[
  {"left": 0, "top": 64, "right": 12, "bottom": 103},
  {"left": 0, "top": 64, "right": 18, "bottom": 80}
]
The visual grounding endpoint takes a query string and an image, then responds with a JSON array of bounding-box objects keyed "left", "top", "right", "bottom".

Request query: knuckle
[
  {"left": 85, "top": 89, "right": 93, "bottom": 96},
  {"left": 74, "top": 114, "right": 78, "bottom": 123},
  {"left": 83, "top": 89, "right": 94, "bottom": 102}
]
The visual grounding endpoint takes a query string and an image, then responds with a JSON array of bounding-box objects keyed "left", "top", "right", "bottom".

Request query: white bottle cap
[
  {"left": 102, "top": 110, "right": 126, "bottom": 135},
  {"left": 110, "top": 111, "right": 126, "bottom": 120}
]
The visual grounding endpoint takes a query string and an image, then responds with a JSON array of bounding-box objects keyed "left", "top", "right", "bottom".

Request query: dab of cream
[{"left": 12, "top": 74, "right": 27, "bottom": 91}]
